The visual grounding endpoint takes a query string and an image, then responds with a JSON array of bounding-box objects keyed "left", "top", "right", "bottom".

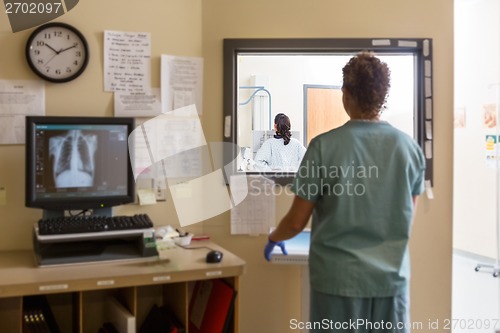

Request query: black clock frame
[{"left": 25, "top": 22, "right": 90, "bottom": 83}]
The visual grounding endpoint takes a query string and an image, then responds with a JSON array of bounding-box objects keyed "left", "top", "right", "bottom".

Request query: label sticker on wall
[{"left": 485, "top": 135, "right": 498, "bottom": 169}]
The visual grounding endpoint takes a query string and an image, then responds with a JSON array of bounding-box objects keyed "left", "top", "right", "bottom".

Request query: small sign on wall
[{"left": 485, "top": 134, "right": 498, "bottom": 168}]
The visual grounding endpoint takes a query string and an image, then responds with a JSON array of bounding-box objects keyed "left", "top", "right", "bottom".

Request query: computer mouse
[{"left": 206, "top": 250, "right": 223, "bottom": 263}]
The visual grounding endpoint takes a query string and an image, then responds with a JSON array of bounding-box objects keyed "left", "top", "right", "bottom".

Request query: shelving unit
[{"left": 0, "top": 241, "right": 245, "bottom": 333}]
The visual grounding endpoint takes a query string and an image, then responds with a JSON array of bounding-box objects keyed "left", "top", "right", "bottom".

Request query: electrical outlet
[
  {"left": 154, "top": 179, "right": 167, "bottom": 201},
  {"left": 155, "top": 187, "right": 166, "bottom": 201}
]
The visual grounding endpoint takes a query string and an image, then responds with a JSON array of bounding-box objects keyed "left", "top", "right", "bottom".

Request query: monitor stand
[{"left": 34, "top": 207, "right": 157, "bottom": 266}]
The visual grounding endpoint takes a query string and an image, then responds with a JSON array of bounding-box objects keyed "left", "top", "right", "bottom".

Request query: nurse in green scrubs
[{"left": 264, "top": 51, "right": 426, "bottom": 333}]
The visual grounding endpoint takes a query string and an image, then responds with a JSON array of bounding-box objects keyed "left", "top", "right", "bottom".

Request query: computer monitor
[{"left": 25, "top": 116, "right": 136, "bottom": 218}]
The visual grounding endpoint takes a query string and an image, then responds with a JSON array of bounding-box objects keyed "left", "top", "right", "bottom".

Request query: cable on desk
[{"left": 176, "top": 244, "right": 215, "bottom": 251}]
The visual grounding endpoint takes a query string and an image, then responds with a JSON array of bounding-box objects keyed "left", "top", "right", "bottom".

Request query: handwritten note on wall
[{"left": 104, "top": 30, "right": 151, "bottom": 93}]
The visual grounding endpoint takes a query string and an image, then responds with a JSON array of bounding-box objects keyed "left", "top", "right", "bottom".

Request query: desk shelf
[{"left": 0, "top": 241, "right": 245, "bottom": 333}]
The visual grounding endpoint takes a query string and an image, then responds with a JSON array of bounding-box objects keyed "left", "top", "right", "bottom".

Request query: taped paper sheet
[
  {"left": 0, "top": 79, "right": 44, "bottom": 144},
  {"left": 104, "top": 30, "right": 151, "bottom": 93},
  {"left": 230, "top": 175, "right": 275, "bottom": 235},
  {"left": 161, "top": 54, "right": 203, "bottom": 114},
  {"left": 114, "top": 88, "right": 162, "bottom": 117}
]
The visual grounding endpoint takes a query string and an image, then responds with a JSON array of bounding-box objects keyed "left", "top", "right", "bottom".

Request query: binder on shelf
[
  {"left": 139, "top": 304, "right": 184, "bottom": 333},
  {"left": 99, "top": 322, "right": 120, "bottom": 333},
  {"left": 188, "top": 279, "right": 236, "bottom": 333},
  {"left": 23, "top": 295, "right": 61, "bottom": 333},
  {"left": 105, "top": 296, "right": 135, "bottom": 333},
  {"left": 24, "top": 310, "right": 51, "bottom": 333}
]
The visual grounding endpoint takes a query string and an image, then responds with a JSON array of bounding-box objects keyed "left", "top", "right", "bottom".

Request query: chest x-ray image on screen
[
  {"left": 49, "top": 130, "right": 98, "bottom": 188},
  {"left": 25, "top": 116, "right": 135, "bottom": 217}
]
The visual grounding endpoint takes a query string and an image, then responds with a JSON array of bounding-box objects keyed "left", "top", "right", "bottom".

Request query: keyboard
[{"left": 37, "top": 214, "right": 154, "bottom": 236}]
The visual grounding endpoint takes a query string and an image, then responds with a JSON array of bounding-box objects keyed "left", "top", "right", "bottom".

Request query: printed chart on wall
[
  {"left": 161, "top": 55, "right": 203, "bottom": 115},
  {"left": 230, "top": 175, "right": 275, "bottom": 235},
  {"left": 0, "top": 80, "right": 45, "bottom": 145}
]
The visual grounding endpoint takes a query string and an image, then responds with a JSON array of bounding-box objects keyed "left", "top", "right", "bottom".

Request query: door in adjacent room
[{"left": 303, "top": 84, "right": 349, "bottom": 145}]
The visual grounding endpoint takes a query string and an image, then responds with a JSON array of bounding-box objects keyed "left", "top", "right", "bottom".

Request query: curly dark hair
[
  {"left": 342, "top": 51, "right": 391, "bottom": 118},
  {"left": 274, "top": 113, "right": 292, "bottom": 145}
]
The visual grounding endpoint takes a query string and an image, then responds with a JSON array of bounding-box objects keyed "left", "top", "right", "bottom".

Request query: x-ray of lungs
[
  {"left": 49, "top": 130, "right": 97, "bottom": 188},
  {"left": 129, "top": 104, "right": 248, "bottom": 227}
]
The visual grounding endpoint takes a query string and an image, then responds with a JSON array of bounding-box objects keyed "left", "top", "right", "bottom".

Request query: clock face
[{"left": 26, "top": 23, "right": 89, "bottom": 83}]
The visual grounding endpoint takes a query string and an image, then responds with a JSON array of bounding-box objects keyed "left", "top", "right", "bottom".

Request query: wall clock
[{"left": 25, "top": 22, "right": 89, "bottom": 83}]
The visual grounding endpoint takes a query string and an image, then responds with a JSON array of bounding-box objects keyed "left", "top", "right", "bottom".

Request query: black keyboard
[{"left": 37, "top": 214, "right": 154, "bottom": 235}]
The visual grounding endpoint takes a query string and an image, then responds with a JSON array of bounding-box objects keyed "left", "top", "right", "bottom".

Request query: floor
[{"left": 452, "top": 250, "right": 500, "bottom": 333}]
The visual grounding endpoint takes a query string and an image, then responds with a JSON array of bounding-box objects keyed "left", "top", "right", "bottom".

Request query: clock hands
[
  {"left": 44, "top": 43, "right": 59, "bottom": 54},
  {"left": 59, "top": 44, "right": 77, "bottom": 53},
  {"left": 42, "top": 43, "right": 78, "bottom": 66},
  {"left": 44, "top": 43, "right": 77, "bottom": 55},
  {"left": 44, "top": 53, "right": 59, "bottom": 66}
]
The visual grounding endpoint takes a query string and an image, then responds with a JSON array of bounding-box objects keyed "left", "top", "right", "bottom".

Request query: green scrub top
[{"left": 292, "top": 120, "right": 426, "bottom": 297}]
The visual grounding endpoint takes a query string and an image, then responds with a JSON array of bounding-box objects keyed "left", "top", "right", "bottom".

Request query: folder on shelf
[
  {"left": 99, "top": 322, "right": 120, "bottom": 333},
  {"left": 188, "top": 279, "right": 236, "bottom": 333},
  {"left": 105, "top": 296, "right": 135, "bottom": 333},
  {"left": 139, "top": 304, "right": 184, "bottom": 333}
]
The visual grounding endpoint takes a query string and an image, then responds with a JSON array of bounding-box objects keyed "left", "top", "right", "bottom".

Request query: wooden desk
[{"left": 0, "top": 241, "right": 246, "bottom": 333}]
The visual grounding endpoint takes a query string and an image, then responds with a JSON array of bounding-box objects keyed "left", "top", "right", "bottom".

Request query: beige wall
[
  {"left": 453, "top": 0, "right": 499, "bottom": 258},
  {"left": 0, "top": 0, "right": 453, "bottom": 332},
  {"left": 0, "top": 0, "right": 203, "bottom": 250},
  {"left": 202, "top": 0, "right": 453, "bottom": 332}
]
